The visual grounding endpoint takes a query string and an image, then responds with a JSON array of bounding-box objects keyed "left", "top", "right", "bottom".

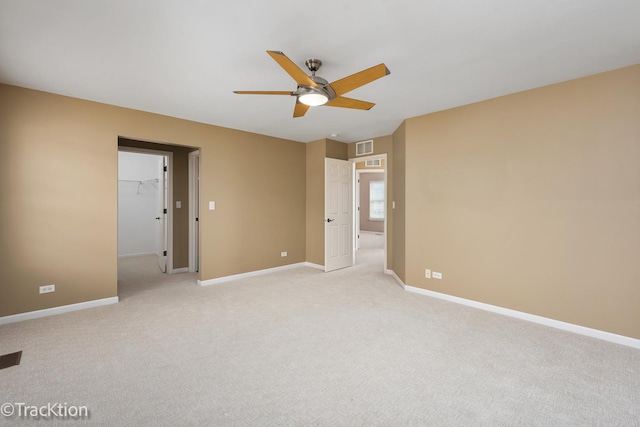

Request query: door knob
[
  {"left": 155, "top": 217, "right": 161, "bottom": 220},
  {"left": 326, "top": 218, "right": 335, "bottom": 223}
]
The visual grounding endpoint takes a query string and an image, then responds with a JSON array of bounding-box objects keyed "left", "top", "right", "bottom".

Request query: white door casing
[
  {"left": 157, "top": 156, "right": 168, "bottom": 273},
  {"left": 188, "top": 150, "right": 200, "bottom": 273},
  {"left": 355, "top": 169, "right": 360, "bottom": 251},
  {"left": 325, "top": 158, "right": 354, "bottom": 272}
]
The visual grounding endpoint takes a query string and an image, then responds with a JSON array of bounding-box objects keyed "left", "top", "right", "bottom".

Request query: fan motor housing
[{"left": 305, "top": 58, "right": 322, "bottom": 73}]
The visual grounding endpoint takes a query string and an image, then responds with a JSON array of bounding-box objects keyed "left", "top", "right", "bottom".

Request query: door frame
[
  {"left": 118, "top": 146, "right": 174, "bottom": 273},
  {"left": 188, "top": 150, "right": 200, "bottom": 273},
  {"left": 350, "top": 154, "right": 388, "bottom": 272}
]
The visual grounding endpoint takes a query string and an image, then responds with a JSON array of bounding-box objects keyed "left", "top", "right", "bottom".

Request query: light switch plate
[{"left": 209, "top": 201, "right": 215, "bottom": 210}]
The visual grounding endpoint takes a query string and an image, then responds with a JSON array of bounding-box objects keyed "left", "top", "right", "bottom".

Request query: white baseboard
[
  {"left": 171, "top": 267, "right": 188, "bottom": 274},
  {"left": 199, "top": 262, "right": 310, "bottom": 286},
  {"left": 385, "top": 269, "right": 405, "bottom": 288},
  {"left": 0, "top": 297, "right": 119, "bottom": 326},
  {"left": 404, "top": 285, "right": 640, "bottom": 350},
  {"left": 304, "top": 262, "right": 325, "bottom": 270}
]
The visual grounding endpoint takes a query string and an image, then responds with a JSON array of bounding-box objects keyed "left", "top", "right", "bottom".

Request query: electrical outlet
[
  {"left": 425, "top": 269, "right": 431, "bottom": 279},
  {"left": 280, "top": 251, "right": 287, "bottom": 257},
  {"left": 433, "top": 272, "right": 442, "bottom": 279},
  {"left": 39, "top": 284, "right": 55, "bottom": 294}
]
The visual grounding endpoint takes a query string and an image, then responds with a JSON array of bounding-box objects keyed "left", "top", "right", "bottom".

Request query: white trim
[
  {"left": 355, "top": 166, "right": 360, "bottom": 251},
  {"left": 304, "top": 262, "right": 325, "bottom": 270},
  {"left": 188, "top": 150, "right": 200, "bottom": 273},
  {"left": 356, "top": 169, "right": 384, "bottom": 174},
  {"left": 198, "top": 262, "right": 309, "bottom": 286},
  {"left": 404, "top": 285, "right": 640, "bottom": 350},
  {"left": 0, "top": 297, "right": 119, "bottom": 326},
  {"left": 171, "top": 267, "right": 189, "bottom": 274},
  {"left": 118, "top": 252, "right": 156, "bottom": 258}
]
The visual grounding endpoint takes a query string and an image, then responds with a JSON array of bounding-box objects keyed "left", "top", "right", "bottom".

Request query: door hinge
[
  {"left": 163, "top": 166, "right": 167, "bottom": 172},
  {"left": 163, "top": 250, "right": 167, "bottom": 256},
  {"left": 163, "top": 208, "right": 167, "bottom": 214},
  {"left": 196, "top": 217, "right": 199, "bottom": 222}
]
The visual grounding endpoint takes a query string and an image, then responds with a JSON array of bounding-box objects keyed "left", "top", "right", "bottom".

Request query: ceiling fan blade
[
  {"left": 267, "top": 50, "right": 317, "bottom": 88},
  {"left": 293, "top": 101, "right": 310, "bottom": 118},
  {"left": 233, "top": 90, "right": 293, "bottom": 95},
  {"left": 326, "top": 96, "right": 375, "bottom": 110},
  {"left": 329, "top": 63, "right": 390, "bottom": 96}
]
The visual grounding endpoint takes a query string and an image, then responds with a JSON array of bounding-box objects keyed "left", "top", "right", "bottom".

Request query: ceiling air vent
[{"left": 356, "top": 140, "right": 373, "bottom": 156}]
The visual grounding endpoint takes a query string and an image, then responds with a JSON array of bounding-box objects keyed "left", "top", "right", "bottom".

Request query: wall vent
[
  {"left": 355, "top": 140, "right": 373, "bottom": 156},
  {"left": 365, "top": 159, "right": 381, "bottom": 167}
]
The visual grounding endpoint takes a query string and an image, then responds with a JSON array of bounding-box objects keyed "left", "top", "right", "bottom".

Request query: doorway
[
  {"left": 117, "top": 148, "right": 173, "bottom": 273},
  {"left": 117, "top": 137, "right": 201, "bottom": 298},
  {"left": 353, "top": 154, "right": 387, "bottom": 271}
]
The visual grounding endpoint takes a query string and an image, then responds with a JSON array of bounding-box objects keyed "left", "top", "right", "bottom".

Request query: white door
[
  {"left": 325, "top": 158, "right": 353, "bottom": 272},
  {"left": 157, "top": 156, "right": 168, "bottom": 272}
]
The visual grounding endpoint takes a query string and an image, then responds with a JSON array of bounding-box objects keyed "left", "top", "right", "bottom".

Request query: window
[{"left": 369, "top": 180, "right": 384, "bottom": 221}]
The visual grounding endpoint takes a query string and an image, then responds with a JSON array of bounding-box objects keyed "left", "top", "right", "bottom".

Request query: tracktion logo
[{"left": 2, "top": 402, "right": 89, "bottom": 420}]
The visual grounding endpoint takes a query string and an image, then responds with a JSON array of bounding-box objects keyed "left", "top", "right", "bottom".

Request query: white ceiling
[{"left": 1, "top": 1, "right": 639, "bottom": 143}]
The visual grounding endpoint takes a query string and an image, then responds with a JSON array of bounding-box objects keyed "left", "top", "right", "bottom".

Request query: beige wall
[
  {"left": 392, "top": 123, "right": 406, "bottom": 282},
  {"left": 118, "top": 138, "right": 195, "bottom": 269},
  {"left": 325, "top": 138, "right": 348, "bottom": 160},
  {"left": 305, "top": 139, "right": 326, "bottom": 266},
  {"left": 0, "top": 84, "right": 306, "bottom": 317},
  {"left": 404, "top": 64, "right": 640, "bottom": 339}
]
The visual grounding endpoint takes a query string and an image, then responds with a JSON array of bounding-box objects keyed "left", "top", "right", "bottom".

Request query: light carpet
[{"left": 1, "top": 242, "right": 638, "bottom": 426}]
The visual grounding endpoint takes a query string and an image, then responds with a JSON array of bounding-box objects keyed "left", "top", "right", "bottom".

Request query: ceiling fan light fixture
[
  {"left": 298, "top": 92, "right": 329, "bottom": 106},
  {"left": 297, "top": 85, "right": 330, "bottom": 106}
]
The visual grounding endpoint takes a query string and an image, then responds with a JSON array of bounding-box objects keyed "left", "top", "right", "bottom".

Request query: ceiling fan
[{"left": 234, "top": 50, "right": 390, "bottom": 118}]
